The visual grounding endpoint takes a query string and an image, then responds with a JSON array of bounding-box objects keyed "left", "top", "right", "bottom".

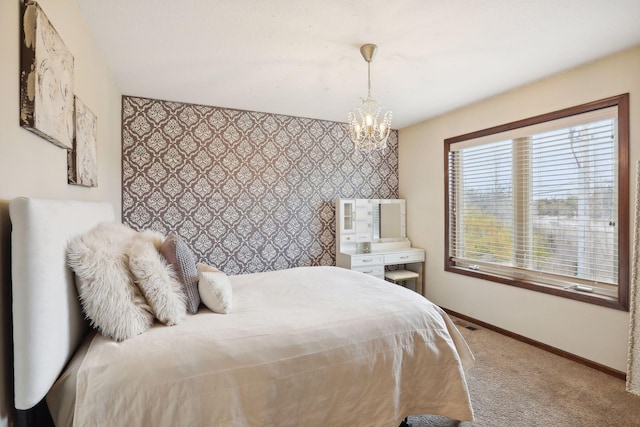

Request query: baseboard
[{"left": 442, "top": 308, "right": 627, "bottom": 381}]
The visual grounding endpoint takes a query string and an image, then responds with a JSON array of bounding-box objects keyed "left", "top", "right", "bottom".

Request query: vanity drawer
[
  {"left": 351, "top": 254, "right": 384, "bottom": 267},
  {"left": 340, "top": 234, "right": 357, "bottom": 243},
  {"left": 385, "top": 251, "right": 425, "bottom": 264},
  {"left": 355, "top": 232, "right": 371, "bottom": 242},
  {"left": 341, "top": 232, "right": 371, "bottom": 243},
  {"left": 353, "top": 265, "right": 385, "bottom": 278}
]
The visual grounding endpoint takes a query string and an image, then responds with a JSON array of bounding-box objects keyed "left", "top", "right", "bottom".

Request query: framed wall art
[
  {"left": 67, "top": 96, "right": 98, "bottom": 187},
  {"left": 20, "top": 1, "right": 75, "bottom": 149}
]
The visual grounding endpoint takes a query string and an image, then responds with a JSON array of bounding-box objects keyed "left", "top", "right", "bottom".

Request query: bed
[{"left": 10, "top": 197, "right": 474, "bottom": 426}]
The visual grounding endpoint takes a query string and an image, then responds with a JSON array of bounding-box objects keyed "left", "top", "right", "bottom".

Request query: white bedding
[{"left": 49, "top": 266, "right": 473, "bottom": 427}]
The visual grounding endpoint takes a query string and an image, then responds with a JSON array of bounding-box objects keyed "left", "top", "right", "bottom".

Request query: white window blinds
[{"left": 448, "top": 107, "right": 619, "bottom": 295}]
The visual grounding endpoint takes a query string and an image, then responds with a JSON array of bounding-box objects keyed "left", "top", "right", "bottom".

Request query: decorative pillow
[
  {"left": 197, "top": 263, "right": 232, "bottom": 314},
  {"left": 160, "top": 233, "right": 200, "bottom": 313},
  {"left": 128, "top": 231, "right": 187, "bottom": 325},
  {"left": 66, "top": 222, "right": 154, "bottom": 341}
]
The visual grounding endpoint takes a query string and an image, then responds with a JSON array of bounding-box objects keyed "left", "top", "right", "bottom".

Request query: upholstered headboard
[{"left": 9, "top": 197, "right": 115, "bottom": 410}]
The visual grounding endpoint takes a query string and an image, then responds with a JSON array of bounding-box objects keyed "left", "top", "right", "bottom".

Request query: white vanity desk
[{"left": 335, "top": 199, "right": 426, "bottom": 295}]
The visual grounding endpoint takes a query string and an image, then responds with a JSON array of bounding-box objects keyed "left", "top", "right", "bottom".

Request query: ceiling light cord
[{"left": 367, "top": 60, "right": 372, "bottom": 100}]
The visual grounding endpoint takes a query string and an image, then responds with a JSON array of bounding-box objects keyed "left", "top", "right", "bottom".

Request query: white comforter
[{"left": 52, "top": 266, "right": 473, "bottom": 426}]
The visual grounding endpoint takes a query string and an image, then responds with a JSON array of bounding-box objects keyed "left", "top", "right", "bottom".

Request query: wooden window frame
[{"left": 444, "top": 94, "right": 630, "bottom": 311}]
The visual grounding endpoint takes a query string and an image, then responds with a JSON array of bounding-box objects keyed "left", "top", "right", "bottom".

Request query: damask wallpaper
[{"left": 122, "top": 96, "right": 399, "bottom": 274}]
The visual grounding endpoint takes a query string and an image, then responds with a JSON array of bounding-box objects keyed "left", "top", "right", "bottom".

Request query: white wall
[
  {"left": 0, "top": 0, "right": 121, "bottom": 424},
  {"left": 400, "top": 46, "right": 640, "bottom": 372}
]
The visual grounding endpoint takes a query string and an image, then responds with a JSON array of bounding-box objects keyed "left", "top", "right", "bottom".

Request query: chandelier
[{"left": 348, "top": 43, "right": 392, "bottom": 152}]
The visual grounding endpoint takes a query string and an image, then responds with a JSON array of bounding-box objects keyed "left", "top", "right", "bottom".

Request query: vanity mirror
[{"left": 371, "top": 199, "right": 407, "bottom": 242}]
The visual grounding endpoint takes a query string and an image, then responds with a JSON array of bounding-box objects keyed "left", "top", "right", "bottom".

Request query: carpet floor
[{"left": 408, "top": 318, "right": 640, "bottom": 427}]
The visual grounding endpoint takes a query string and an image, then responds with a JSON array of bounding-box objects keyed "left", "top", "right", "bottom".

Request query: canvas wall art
[
  {"left": 20, "top": 1, "right": 74, "bottom": 149},
  {"left": 68, "top": 96, "right": 98, "bottom": 187}
]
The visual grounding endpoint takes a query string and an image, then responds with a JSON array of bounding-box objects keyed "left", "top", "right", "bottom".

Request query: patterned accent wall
[{"left": 122, "top": 96, "right": 398, "bottom": 274}]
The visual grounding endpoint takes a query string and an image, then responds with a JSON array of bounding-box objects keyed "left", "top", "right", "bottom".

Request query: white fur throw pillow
[
  {"left": 197, "top": 263, "right": 232, "bottom": 314},
  {"left": 66, "top": 222, "right": 154, "bottom": 341},
  {"left": 128, "top": 231, "right": 187, "bottom": 326}
]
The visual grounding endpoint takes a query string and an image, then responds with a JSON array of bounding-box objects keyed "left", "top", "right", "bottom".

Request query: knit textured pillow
[{"left": 160, "top": 233, "right": 200, "bottom": 313}]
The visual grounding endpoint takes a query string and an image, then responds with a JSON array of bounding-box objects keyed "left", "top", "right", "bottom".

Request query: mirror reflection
[{"left": 371, "top": 199, "right": 407, "bottom": 241}]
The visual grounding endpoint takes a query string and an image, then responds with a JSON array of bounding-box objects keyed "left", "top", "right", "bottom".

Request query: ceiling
[{"left": 76, "top": 0, "right": 640, "bottom": 129}]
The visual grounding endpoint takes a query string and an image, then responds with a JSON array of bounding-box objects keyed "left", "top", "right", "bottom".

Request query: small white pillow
[{"left": 197, "top": 263, "right": 232, "bottom": 314}]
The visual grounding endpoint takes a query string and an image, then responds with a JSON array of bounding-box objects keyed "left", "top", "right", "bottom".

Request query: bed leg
[
  {"left": 399, "top": 416, "right": 411, "bottom": 427},
  {"left": 15, "top": 399, "right": 55, "bottom": 427}
]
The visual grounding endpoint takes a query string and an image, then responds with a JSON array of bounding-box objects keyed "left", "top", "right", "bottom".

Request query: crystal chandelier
[{"left": 348, "top": 44, "right": 392, "bottom": 152}]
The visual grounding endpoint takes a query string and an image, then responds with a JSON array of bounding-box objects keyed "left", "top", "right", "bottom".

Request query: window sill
[{"left": 445, "top": 264, "right": 628, "bottom": 311}]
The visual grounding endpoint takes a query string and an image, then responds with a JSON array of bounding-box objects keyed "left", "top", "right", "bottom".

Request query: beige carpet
[{"left": 409, "top": 319, "right": 640, "bottom": 427}]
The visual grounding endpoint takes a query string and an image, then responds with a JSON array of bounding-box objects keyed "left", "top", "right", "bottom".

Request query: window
[{"left": 445, "top": 94, "right": 629, "bottom": 310}]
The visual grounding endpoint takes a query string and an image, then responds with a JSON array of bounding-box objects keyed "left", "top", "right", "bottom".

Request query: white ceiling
[{"left": 76, "top": 0, "right": 640, "bottom": 129}]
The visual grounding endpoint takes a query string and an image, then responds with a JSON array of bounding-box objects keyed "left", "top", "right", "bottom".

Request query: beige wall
[
  {"left": 400, "top": 46, "right": 640, "bottom": 372},
  {"left": 0, "top": 0, "right": 121, "bottom": 424}
]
